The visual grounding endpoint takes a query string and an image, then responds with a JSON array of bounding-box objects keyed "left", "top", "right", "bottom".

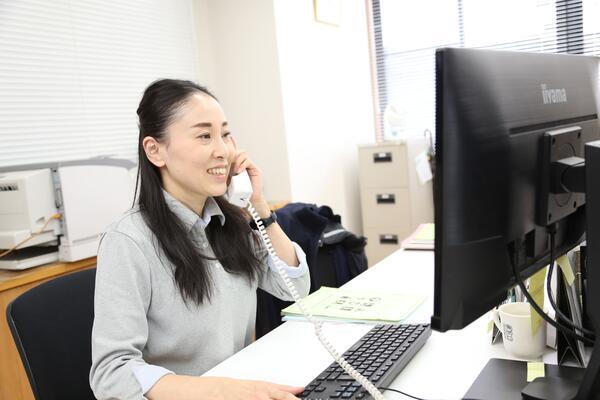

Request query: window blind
[
  {"left": 0, "top": 0, "right": 199, "bottom": 168},
  {"left": 371, "top": 0, "right": 600, "bottom": 141}
]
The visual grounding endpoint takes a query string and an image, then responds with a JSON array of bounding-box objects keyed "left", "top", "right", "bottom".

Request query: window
[
  {"left": 371, "top": 0, "right": 600, "bottom": 141},
  {"left": 0, "top": 0, "right": 199, "bottom": 168}
]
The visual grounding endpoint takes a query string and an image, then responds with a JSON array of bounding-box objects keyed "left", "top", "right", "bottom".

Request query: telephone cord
[{"left": 247, "top": 203, "right": 385, "bottom": 400}]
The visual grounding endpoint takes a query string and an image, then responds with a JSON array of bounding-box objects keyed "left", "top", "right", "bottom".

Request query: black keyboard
[{"left": 300, "top": 323, "right": 431, "bottom": 400}]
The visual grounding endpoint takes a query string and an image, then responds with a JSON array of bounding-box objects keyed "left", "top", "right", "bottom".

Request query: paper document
[
  {"left": 282, "top": 286, "right": 426, "bottom": 324},
  {"left": 401, "top": 223, "right": 434, "bottom": 250},
  {"left": 556, "top": 255, "right": 575, "bottom": 286},
  {"left": 415, "top": 151, "right": 433, "bottom": 185},
  {"left": 529, "top": 267, "right": 547, "bottom": 337}
]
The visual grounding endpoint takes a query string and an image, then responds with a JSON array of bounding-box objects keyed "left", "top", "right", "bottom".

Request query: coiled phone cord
[{"left": 247, "top": 203, "right": 385, "bottom": 400}]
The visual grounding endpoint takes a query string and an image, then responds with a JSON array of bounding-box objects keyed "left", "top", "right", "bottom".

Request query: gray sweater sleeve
[
  {"left": 89, "top": 231, "right": 171, "bottom": 400},
  {"left": 253, "top": 232, "right": 311, "bottom": 300}
]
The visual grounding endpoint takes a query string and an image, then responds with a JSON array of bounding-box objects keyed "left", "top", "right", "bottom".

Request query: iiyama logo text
[{"left": 541, "top": 84, "right": 567, "bottom": 104}]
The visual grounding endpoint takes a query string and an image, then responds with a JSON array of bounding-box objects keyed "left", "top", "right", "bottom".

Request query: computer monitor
[{"left": 431, "top": 47, "right": 600, "bottom": 398}]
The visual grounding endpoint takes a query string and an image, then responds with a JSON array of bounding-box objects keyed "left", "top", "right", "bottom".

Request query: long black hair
[{"left": 134, "top": 79, "right": 263, "bottom": 305}]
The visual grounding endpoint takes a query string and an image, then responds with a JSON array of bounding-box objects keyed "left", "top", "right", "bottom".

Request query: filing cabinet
[{"left": 358, "top": 139, "right": 434, "bottom": 266}]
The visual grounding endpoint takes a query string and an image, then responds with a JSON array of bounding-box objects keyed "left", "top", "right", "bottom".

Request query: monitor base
[
  {"left": 463, "top": 358, "right": 585, "bottom": 400},
  {"left": 522, "top": 376, "right": 579, "bottom": 400}
]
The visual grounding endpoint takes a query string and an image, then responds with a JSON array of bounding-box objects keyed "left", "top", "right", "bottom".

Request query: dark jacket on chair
[{"left": 255, "top": 202, "right": 368, "bottom": 339}]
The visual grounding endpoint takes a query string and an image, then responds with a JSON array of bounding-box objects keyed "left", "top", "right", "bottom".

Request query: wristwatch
[{"left": 250, "top": 211, "right": 278, "bottom": 230}]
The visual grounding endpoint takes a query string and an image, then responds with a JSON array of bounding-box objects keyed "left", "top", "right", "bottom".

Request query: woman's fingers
[
  {"left": 231, "top": 150, "right": 248, "bottom": 174},
  {"left": 232, "top": 150, "right": 260, "bottom": 177},
  {"left": 271, "top": 390, "right": 300, "bottom": 400},
  {"left": 272, "top": 384, "right": 304, "bottom": 394},
  {"left": 237, "top": 158, "right": 251, "bottom": 174},
  {"left": 270, "top": 384, "right": 304, "bottom": 399}
]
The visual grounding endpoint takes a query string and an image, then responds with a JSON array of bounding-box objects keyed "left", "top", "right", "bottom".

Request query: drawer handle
[
  {"left": 379, "top": 234, "right": 399, "bottom": 245},
  {"left": 373, "top": 152, "right": 392, "bottom": 163},
  {"left": 376, "top": 194, "right": 395, "bottom": 204}
]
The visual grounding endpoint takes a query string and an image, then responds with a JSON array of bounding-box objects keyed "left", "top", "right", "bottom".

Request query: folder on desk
[
  {"left": 281, "top": 286, "right": 426, "bottom": 324},
  {"left": 401, "top": 223, "right": 434, "bottom": 250}
]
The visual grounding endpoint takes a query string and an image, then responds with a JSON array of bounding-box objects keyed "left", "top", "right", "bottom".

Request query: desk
[
  {"left": 0, "top": 258, "right": 96, "bottom": 400},
  {"left": 204, "top": 249, "right": 558, "bottom": 399}
]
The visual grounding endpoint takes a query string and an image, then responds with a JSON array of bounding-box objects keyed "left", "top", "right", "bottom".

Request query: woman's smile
[{"left": 206, "top": 165, "right": 228, "bottom": 182}]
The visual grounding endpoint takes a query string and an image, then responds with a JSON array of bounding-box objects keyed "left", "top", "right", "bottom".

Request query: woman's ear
[{"left": 142, "top": 137, "right": 166, "bottom": 167}]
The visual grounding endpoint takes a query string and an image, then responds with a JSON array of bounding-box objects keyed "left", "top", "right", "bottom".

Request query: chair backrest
[{"left": 6, "top": 268, "right": 96, "bottom": 400}]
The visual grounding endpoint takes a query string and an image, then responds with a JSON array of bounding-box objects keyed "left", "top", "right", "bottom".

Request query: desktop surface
[{"left": 203, "top": 250, "right": 564, "bottom": 399}]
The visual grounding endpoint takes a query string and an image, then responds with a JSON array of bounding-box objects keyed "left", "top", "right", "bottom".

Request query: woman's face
[{"left": 156, "top": 93, "right": 235, "bottom": 207}]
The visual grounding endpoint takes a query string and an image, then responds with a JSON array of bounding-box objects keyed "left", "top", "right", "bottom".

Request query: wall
[
  {"left": 192, "top": 0, "right": 292, "bottom": 204},
  {"left": 193, "top": 0, "right": 375, "bottom": 234},
  {"left": 273, "top": 0, "right": 375, "bottom": 234}
]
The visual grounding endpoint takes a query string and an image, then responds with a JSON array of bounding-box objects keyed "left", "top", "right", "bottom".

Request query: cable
[
  {"left": 510, "top": 239, "right": 594, "bottom": 345},
  {"left": 545, "top": 229, "right": 594, "bottom": 337},
  {"left": 0, "top": 213, "right": 61, "bottom": 259},
  {"left": 247, "top": 203, "right": 386, "bottom": 400},
  {"left": 379, "top": 386, "right": 432, "bottom": 400}
]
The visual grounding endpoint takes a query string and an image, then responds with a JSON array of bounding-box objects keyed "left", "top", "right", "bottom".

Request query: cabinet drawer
[
  {"left": 361, "top": 188, "right": 411, "bottom": 229},
  {"left": 358, "top": 144, "right": 407, "bottom": 188},
  {"left": 364, "top": 228, "right": 412, "bottom": 266}
]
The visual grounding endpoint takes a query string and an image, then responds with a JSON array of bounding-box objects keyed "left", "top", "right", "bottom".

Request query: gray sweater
[{"left": 89, "top": 193, "right": 310, "bottom": 400}]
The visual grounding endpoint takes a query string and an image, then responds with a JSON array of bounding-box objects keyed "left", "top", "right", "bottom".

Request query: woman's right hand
[
  {"left": 215, "top": 377, "right": 304, "bottom": 399},
  {"left": 146, "top": 374, "right": 304, "bottom": 400}
]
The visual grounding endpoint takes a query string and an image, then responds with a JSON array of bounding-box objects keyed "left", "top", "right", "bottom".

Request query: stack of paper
[
  {"left": 281, "top": 286, "right": 426, "bottom": 325},
  {"left": 401, "top": 223, "right": 434, "bottom": 250}
]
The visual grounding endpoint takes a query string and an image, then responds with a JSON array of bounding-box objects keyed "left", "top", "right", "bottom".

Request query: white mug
[{"left": 492, "top": 302, "right": 547, "bottom": 360}]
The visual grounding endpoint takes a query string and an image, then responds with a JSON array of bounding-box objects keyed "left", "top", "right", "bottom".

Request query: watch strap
[{"left": 250, "top": 211, "right": 278, "bottom": 230}]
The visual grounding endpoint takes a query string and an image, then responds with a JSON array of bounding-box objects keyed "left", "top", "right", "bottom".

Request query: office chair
[{"left": 6, "top": 268, "right": 96, "bottom": 400}]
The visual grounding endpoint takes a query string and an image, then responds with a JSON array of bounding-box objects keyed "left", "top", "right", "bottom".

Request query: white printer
[{"left": 0, "top": 158, "right": 135, "bottom": 270}]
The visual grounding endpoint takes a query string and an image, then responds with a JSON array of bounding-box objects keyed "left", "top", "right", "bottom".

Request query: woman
[{"left": 90, "top": 79, "right": 310, "bottom": 400}]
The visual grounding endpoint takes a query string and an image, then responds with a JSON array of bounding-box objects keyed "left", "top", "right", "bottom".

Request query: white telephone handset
[
  {"left": 231, "top": 170, "right": 384, "bottom": 400},
  {"left": 226, "top": 170, "right": 253, "bottom": 208}
]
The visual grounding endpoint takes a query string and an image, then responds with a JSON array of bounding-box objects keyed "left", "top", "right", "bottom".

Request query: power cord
[
  {"left": 545, "top": 228, "right": 595, "bottom": 338},
  {"left": 247, "top": 203, "right": 386, "bottom": 400},
  {"left": 0, "top": 213, "right": 61, "bottom": 259},
  {"left": 510, "top": 238, "right": 593, "bottom": 345},
  {"left": 379, "top": 386, "right": 432, "bottom": 400}
]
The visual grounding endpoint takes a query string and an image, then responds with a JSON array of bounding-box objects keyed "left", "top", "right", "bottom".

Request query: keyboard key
[
  {"left": 327, "top": 372, "right": 341, "bottom": 381},
  {"left": 315, "top": 372, "right": 330, "bottom": 381}
]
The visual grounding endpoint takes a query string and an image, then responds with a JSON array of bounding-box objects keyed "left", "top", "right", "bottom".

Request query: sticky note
[
  {"left": 529, "top": 267, "right": 547, "bottom": 336},
  {"left": 556, "top": 255, "right": 575, "bottom": 287},
  {"left": 487, "top": 319, "right": 494, "bottom": 333},
  {"left": 527, "top": 362, "right": 545, "bottom": 382}
]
